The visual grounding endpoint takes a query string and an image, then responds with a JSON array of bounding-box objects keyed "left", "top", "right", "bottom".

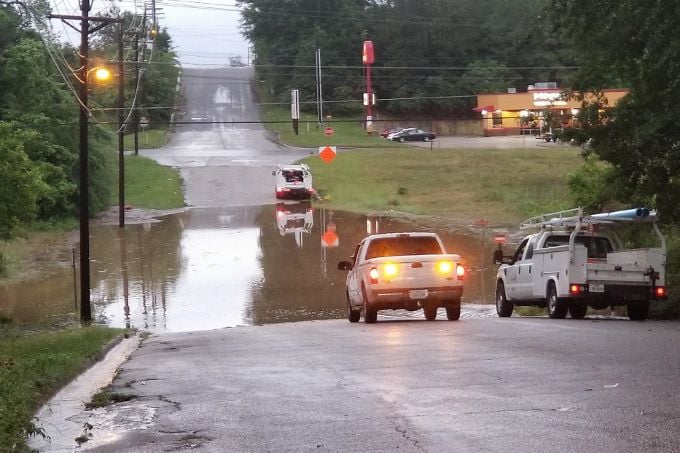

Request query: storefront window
[{"left": 492, "top": 112, "right": 502, "bottom": 127}]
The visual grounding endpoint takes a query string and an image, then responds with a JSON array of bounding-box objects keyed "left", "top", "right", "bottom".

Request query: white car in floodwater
[{"left": 272, "top": 164, "right": 313, "bottom": 200}]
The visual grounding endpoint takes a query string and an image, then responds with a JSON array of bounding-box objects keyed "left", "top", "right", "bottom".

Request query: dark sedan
[{"left": 388, "top": 128, "right": 436, "bottom": 142}]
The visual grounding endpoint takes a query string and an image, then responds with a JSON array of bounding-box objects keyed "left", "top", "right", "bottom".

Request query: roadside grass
[
  {"left": 116, "top": 155, "right": 184, "bottom": 209},
  {"left": 0, "top": 325, "right": 125, "bottom": 451},
  {"left": 303, "top": 147, "right": 584, "bottom": 226},
  {"left": 123, "top": 129, "right": 168, "bottom": 150},
  {"left": 260, "top": 106, "right": 388, "bottom": 148}
]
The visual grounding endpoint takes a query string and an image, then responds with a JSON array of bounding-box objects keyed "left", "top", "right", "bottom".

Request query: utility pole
[
  {"left": 133, "top": 24, "right": 140, "bottom": 155},
  {"left": 48, "top": 5, "right": 122, "bottom": 323},
  {"left": 315, "top": 48, "right": 323, "bottom": 126},
  {"left": 118, "top": 22, "right": 126, "bottom": 228},
  {"left": 133, "top": 7, "right": 148, "bottom": 155}
]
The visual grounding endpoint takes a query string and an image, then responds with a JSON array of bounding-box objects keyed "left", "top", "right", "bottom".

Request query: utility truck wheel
[
  {"left": 424, "top": 306, "right": 438, "bottom": 321},
  {"left": 627, "top": 300, "right": 649, "bottom": 321},
  {"left": 495, "top": 281, "right": 513, "bottom": 317},
  {"left": 547, "top": 282, "right": 568, "bottom": 319},
  {"left": 569, "top": 301, "right": 587, "bottom": 319}
]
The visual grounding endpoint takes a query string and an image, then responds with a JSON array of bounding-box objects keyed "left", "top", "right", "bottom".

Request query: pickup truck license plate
[
  {"left": 409, "top": 289, "right": 428, "bottom": 300},
  {"left": 589, "top": 283, "right": 605, "bottom": 293}
]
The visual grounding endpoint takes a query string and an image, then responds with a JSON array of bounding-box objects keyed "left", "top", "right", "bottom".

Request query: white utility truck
[
  {"left": 338, "top": 232, "right": 465, "bottom": 323},
  {"left": 494, "top": 208, "right": 667, "bottom": 320}
]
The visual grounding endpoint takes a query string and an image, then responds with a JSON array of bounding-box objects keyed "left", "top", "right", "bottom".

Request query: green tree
[
  {"left": 551, "top": 0, "right": 680, "bottom": 221},
  {"left": 0, "top": 123, "right": 46, "bottom": 241},
  {"left": 239, "top": 0, "right": 578, "bottom": 117}
]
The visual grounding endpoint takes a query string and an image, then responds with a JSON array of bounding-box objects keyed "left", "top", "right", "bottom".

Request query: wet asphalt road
[
  {"left": 37, "top": 318, "right": 680, "bottom": 452},
  {"left": 141, "top": 66, "right": 310, "bottom": 208},
  {"left": 31, "top": 67, "right": 680, "bottom": 452}
]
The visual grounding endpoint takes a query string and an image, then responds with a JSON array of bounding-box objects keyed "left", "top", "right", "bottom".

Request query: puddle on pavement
[{"left": 0, "top": 206, "right": 499, "bottom": 332}]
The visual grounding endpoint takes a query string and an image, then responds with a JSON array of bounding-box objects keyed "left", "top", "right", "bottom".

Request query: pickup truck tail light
[
  {"left": 369, "top": 267, "right": 379, "bottom": 284},
  {"left": 369, "top": 263, "right": 399, "bottom": 284},
  {"left": 654, "top": 286, "right": 666, "bottom": 298},
  {"left": 436, "top": 261, "right": 453, "bottom": 275},
  {"left": 456, "top": 264, "right": 465, "bottom": 280}
]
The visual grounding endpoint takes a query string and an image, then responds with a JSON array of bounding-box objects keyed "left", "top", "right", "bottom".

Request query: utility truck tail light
[
  {"left": 456, "top": 264, "right": 465, "bottom": 280},
  {"left": 569, "top": 284, "right": 585, "bottom": 296}
]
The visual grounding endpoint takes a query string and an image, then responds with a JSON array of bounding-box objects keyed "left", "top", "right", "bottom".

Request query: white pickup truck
[
  {"left": 337, "top": 232, "right": 465, "bottom": 323},
  {"left": 494, "top": 208, "right": 667, "bottom": 321}
]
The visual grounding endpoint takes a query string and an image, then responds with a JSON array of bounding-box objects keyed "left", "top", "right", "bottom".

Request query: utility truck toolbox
[
  {"left": 493, "top": 207, "right": 666, "bottom": 321},
  {"left": 272, "top": 164, "right": 313, "bottom": 200}
]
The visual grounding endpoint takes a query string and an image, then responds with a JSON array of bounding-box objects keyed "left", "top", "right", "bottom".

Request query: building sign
[{"left": 532, "top": 91, "right": 567, "bottom": 107}]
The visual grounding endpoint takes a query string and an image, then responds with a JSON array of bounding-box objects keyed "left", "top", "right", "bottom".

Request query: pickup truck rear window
[
  {"left": 365, "top": 236, "right": 443, "bottom": 259},
  {"left": 544, "top": 235, "right": 613, "bottom": 259}
]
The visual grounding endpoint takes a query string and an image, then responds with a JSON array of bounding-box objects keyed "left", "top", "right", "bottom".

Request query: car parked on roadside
[{"left": 388, "top": 128, "right": 436, "bottom": 143}]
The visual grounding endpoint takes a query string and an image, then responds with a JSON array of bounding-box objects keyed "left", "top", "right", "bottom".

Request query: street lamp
[{"left": 93, "top": 67, "right": 112, "bottom": 81}]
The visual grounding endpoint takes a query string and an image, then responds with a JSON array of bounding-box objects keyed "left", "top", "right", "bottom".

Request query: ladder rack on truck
[{"left": 519, "top": 207, "right": 666, "bottom": 262}]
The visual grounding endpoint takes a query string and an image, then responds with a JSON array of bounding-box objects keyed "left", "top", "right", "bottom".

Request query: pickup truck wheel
[
  {"left": 347, "top": 296, "right": 360, "bottom": 323},
  {"left": 362, "top": 286, "right": 377, "bottom": 323},
  {"left": 446, "top": 302, "right": 461, "bottom": 321},
  {"left": 496, "top": 281, "right": 513, "bottom": 317},
  {"left": 423, "top": 306, "right": 437, "bottom": 321},
  {"left": 547, "top": 282, "right": 568, "bottom": 319},
  {"left": 569, "top": 301, "right": 587, "bottom": 319},
  {"left": 627, "top": 301, "right": 649, "bottom": 321}
]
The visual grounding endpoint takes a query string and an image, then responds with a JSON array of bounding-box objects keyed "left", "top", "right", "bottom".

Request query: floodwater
[{"left": 0, "top": 206, "right": 499, "bottom": 332}]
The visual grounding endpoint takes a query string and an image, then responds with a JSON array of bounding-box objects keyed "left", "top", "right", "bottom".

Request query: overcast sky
[{"left": 48, "top": 0, "right": 251, "bottom": 67}]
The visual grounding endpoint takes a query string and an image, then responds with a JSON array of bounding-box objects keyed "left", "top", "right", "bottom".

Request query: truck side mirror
[
  {"left": 493, "top": 249, "right": 504, "bottom": 265},
  {"left": 337, "top": 261, "right": 353, "bottom": 271}
]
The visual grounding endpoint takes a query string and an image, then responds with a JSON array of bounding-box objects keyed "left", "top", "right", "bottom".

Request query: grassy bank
[
  {"left": 115, "top": 155, "right": 184, "bottom": 209},
  {"left": 123, "top": 128, "right": 168, "bottom": 150},
  {"left": 0, "top": 325, "right": 125, "bottom": 451},
  {"left": 303, "top": 147, "right": 584, "bottom": 226},
  {"left": 260, "top": 106, "right": 387, "bottom": 148}
]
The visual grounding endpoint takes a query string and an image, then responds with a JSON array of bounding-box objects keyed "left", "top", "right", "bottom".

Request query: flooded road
[
  {"left": 0, "top": 206, "right": 499, "bottom": 332},
  {"left": 0, "top": 66, "right": 500, "bottom": 332}
]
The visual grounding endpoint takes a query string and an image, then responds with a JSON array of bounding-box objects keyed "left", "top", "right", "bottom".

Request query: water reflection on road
[{"left": 0, "top": 206, "right": 498, "bottom": 332}]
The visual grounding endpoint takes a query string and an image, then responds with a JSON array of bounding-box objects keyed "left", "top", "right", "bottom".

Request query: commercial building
[{"left": 474, "top": 83, "right": 628, "bottom": 136}]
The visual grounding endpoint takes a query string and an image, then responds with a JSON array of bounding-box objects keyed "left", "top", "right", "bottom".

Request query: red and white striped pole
[{"left": 362, "top": 40, "right": 375, "bottom": 135}]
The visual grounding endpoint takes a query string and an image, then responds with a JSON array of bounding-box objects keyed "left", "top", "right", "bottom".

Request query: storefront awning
[{"left": 472, "top": 105, "right": 495, "bottom": 112}]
